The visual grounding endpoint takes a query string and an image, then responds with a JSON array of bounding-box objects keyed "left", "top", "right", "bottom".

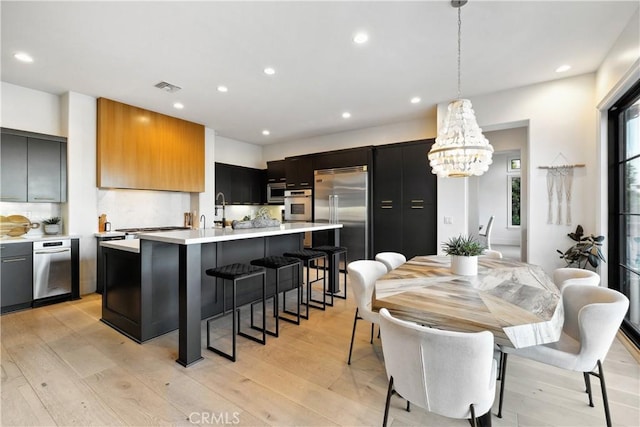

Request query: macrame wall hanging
[{"left": 539, "top": 153, "right": 584, "bottom": 226}]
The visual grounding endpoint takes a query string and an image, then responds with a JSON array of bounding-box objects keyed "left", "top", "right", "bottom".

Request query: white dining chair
[
  {"left": 379, "top": 308, "right": 496, "bottom": 427},
  {"left": 497, "top": 284, "right": 629, "bottom": 427},
  {"left": 478, "top": 216, "right": 495, "bottom": 250},
  {"left": 375, "top": 252, "right": 406, "bottom": 272},
  {"left": 553, "top": 267, "right": 600, "bottom": 291},
  {"left": 481, "top": 249, "right": 503, "bottom": 259},
  {"left": 346, "top": 260, "right": 388, "bottom": 365}
]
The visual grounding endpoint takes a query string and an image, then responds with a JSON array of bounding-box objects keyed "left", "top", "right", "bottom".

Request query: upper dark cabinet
[
  {"left": 215, "top": 163, "right": 266, "bottom": 205},
  {"left": 313, "top": 147, "right": 372, "bottom": 171},
  {"left": 1, "top": 133, "right": 28, "bottom": 202},
  {"left": 285, "top": 156, "right": 313, "bottom": 189},
  {"left": 266, "top": 160, "right": 286, "bottom": 183},
  {"left": 1, "top": 128, "right": 67, "bottom": 203}
]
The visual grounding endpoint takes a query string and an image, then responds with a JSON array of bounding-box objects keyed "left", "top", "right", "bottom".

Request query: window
[
  {"left": 508, "top": 175, "right": 521, "bottom": 227},
  {"left": 608, "top": 80, "right": 640, "bottom": 348}
]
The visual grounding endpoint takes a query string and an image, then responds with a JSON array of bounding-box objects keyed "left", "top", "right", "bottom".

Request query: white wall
[
  {"left": 215, "top": 135, "right": 266, "bottom": 169},
  {"left": 437, "top": 74, "right": 597, "bottom": 275},
  {"left": 0, "top": 82, "right": 62, "bottom": 135},
  {"left": 262, "top": 115, "right": 437, "bottom": 161}
]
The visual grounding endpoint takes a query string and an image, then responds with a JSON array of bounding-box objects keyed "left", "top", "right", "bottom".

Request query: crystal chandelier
[{"left": 428, "top": 0, "right": 493, "bottom": 178}]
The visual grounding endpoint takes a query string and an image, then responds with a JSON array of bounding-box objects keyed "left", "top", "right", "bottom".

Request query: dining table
[{"left": 372, "top": 255, "right": 564, "bottom": 349}]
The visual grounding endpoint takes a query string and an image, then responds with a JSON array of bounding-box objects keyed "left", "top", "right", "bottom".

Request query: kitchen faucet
[
  {"left": 215, "top": 192, "right": 226, "bottom": 228},
  {"left": 200, "top": 214, "right": 206, "bottom": 230}
]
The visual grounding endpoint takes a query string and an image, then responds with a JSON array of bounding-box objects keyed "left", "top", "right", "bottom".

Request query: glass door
[{"left": 608, "top": 80, "right": 640, "bottom": 347}]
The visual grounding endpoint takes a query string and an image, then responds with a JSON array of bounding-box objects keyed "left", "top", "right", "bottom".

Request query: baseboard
[{"left": 618, "top": 330, "right": 640, "bottom": 364}]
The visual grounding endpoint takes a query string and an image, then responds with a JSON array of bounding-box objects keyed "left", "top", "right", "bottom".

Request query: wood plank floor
[{"left": 1, "top": 279, "right": 639, "bottom": 426}]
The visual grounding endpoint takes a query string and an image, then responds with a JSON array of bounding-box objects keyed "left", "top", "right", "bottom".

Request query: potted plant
[
  {"left": 42, "top": 217, "right": 62, "bottom": 235},
  {"left": 442, "top": 234, "right": 485, "bottom": 276},
  {"left": 556, "top": 224, "right": 606, "bottom": 269}
]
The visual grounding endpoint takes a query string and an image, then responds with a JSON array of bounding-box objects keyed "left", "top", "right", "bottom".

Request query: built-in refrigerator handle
[
  {"left": 329, "top": 195, "right": 334, "bottom": 223},
  {"left": 334, "top": 195, "right": 339, "bottom": 223}
]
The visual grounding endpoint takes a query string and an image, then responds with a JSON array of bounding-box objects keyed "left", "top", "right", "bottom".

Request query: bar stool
[
  {"left": 312, "top": 245, "right": 348, "bottom": 302},
  {"left": 250, "top": 256, "right": 302, "bottom": 331},
  {"left": 205, "top": 263, "right": 266, "bottom": 362},
  {"left": 282, "top": 249, "right": 327, "bottom": 317}
]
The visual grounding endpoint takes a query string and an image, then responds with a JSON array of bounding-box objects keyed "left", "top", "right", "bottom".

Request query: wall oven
[
  {"left": 284, "top": 189, "right": 313, "bottom": 247},
  {"left": 267, "top": 182, "right": 286, "bottom": 204}
]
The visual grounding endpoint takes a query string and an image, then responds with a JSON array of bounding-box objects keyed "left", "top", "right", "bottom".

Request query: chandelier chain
[{"left": 457, "top": 5, "right": 462, "bottom": 100}]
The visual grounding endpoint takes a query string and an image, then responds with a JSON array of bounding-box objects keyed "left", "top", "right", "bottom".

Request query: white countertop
[
  {"left": 100, "top": 239, "right": 141, "bottom": 253},
  {"left": 0, "top": 234, "right": 80, "bottom": 244},
  {"left": 94, "top": 231, "right": 126, "bottom": 238},
  {"left": 139, "top": 222, "right": 342, "bottom": 245}
]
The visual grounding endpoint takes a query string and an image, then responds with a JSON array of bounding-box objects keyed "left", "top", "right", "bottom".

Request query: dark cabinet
[
  {"left": 285, "top": 156, "right": 313, "bottom": 189},
  {"left": 1, "top": 242, "right": 33, "bottom": 314},
  {"left": 266, "top": 160, "right": 286, "bottom": 183},
  {"left": 1, "top": 133, "right": 28, "bottom": 202},
  {"left": 373, "top": 139, "right": 437, "bottom": 259},
  {"left": 215, "top": 163, "right": 265, "bottom": 205},
  {"left": 0, "top": 128, "right": 67, "bottom": 203},
  {"left": 312, "top": 147, "right": 372, "bottom": 171}
]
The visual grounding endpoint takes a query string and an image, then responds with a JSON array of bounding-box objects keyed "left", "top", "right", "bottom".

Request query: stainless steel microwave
[{"left": 267, "top": 182, "right": 286, "bottom": 204}]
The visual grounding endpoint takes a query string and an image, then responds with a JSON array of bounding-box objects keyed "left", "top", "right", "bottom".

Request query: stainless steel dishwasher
[{"left": 33, "top": 239, "right": 72, "bottom": 300}]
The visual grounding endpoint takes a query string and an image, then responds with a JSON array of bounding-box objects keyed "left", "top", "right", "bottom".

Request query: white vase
[
  {"left": 451, "top": 255, "right": 478, "bottom": 276},
  {"left": 43, "top": 224, "right": 60, "bottom": 235}
]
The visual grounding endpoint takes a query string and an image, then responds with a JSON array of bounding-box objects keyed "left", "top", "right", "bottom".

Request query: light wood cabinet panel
[{"left": 97, "top": 98, "right": 205, "bottom": 192}]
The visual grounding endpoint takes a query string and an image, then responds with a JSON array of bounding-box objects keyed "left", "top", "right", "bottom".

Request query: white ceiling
[{"left": 1, "top": 1, "right": 637, "bottom": 145}]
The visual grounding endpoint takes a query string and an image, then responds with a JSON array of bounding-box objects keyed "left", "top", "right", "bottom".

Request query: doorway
[{"left": 470, "top": 127, "right": 528, "bottom": 261}]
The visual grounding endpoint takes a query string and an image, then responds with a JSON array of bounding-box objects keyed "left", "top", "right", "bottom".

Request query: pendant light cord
[{"left": 457, "top": 5, "right": 462, "bottom": 100}]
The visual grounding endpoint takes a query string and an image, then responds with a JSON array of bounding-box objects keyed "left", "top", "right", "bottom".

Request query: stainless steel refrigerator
[{"left": 313, "top": 165, "right": 368, "bottom": 264}]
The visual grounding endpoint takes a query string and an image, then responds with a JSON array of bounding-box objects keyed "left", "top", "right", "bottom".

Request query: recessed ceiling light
[
  {"left": 555, "top": 64, "right": 571, "bottom": 73},
  {"left": 353, "top": 32, "right": 369, "bottom": 44},
  {"left": 173, "top": 102, "right": 184, "bottom": 110},
  {"left": 262, "top": 130, "right": 271, "bottom": 136},
  {"left": 217, "top": 85, "right": 228, "bottom": 93},
  {"left": 410, "top": 97, "right": 421, "bottom": 104},
  {"left": 342, "top": 112, "right": 351, "bottom": 119},
  {"left": 14, "top": 52, "right": 33, "bottom": 63},
  {"left": 264, "top": 67, "right": 276, "bottom": 75}
]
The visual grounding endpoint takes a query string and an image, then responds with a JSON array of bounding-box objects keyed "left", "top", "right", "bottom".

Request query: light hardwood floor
[{"left": 1, "top": 279, "right": 639, "bottom": 427}]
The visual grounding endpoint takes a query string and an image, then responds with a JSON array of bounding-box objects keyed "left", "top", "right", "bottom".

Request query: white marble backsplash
[
  {"left": 0, "top": 202, "right": 62, "bottom": 236},
  {"left": 97, "top": 188, "right": 192, "bottom": 229}
]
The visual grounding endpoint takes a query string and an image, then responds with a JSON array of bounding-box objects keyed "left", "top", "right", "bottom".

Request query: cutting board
[{"left": 0, "top": 215, "right": 40, "bottom": 237}]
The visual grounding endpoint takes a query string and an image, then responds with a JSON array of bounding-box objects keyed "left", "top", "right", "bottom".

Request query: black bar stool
[
  {"left": 205, "top": 263, "right": 266, "bottom": 362},
  {"left": 312, "top": 245, "right": 348, "bottom": 302},
  {"left": 250, "top": 256, "right": 302, "bottom": 332},
  {"left": 282, "top": 249, "right": 327, "bottom": 317}
]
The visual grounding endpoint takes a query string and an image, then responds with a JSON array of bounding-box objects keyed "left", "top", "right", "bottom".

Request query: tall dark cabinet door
[
  {"left": 373, "top": 146, "right": 403, "bottom": 255},
  {"left": 402, "top": 141, "right": 437, "bottom": 258},
  {"left": 0, "top": 133, "right": 28, "bottom": 202},
  {"left": 27, "top": 138, "right": 62, "bottom": 202}
]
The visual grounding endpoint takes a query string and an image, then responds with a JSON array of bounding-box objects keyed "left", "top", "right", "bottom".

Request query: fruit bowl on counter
[{"left": 0, "top": 215, "right": 40, "bottom": 238}]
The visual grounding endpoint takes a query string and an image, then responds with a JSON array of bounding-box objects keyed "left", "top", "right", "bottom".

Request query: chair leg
[
  {"left": 370, "top": 322, "right": 375, "bottom": 344},
  {"left": 584, "top": 371, "right": 594, "bottom": 407},
  {"left": 497, "top": 350, "right": 503, "bottom": 380},
  {"left": 406, "top": 401, "right": 410, "bottom": 412},
  {"left": 497, "top": 353, "right": 508, "bottom": 418},
  {"left": 469, "top": 404, "right": 477, "bottom": 427},
  {"left": 347, "top": 308, "right": 359, "bottom": 365},
  {"left": 596, "top": 360, "right": 612, "bottom": 427},
  {"left": 383, "top": 376, "right": 394, "bottom": 427}
]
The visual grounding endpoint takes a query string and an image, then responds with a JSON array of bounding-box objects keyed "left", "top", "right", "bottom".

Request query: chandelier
[{"left": 428, "top": 0, "right": 493, "bottom": 178}]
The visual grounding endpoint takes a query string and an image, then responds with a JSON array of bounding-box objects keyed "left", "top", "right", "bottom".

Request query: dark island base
[{"left": 101, "top": 234, "right": 302, "bottom": 343}]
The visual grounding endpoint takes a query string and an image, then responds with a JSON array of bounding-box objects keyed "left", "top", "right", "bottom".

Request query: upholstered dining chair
[
  {"left": 478, "top": 215, "right": 495, "bottom": 250},
  {"left": 553, "top": 267, "right": 600, "bottom": 291},
  {"left": 346, "top": 260, "right": 388, "bottom": 365},
  {"left": 375, "top": 252, "right": 407, "bottom": 272},
  {"left": 379, "top": 308, "right": 496, "bottom": 427},
  {"left": 497, "top": 284, "right": 629, "bottom": 427},
  {"left": 481, "top": 249, "right": 503, "bottom": 259}
]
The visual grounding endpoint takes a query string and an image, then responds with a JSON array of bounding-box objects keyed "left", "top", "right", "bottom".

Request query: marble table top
[{"left": 372, "top": 256, "right": 564, "bottom": 348}]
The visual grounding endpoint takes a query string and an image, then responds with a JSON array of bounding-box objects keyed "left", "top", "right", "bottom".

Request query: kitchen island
[{"left": 101, "top": 222, "right": 341, "bottom": 367}]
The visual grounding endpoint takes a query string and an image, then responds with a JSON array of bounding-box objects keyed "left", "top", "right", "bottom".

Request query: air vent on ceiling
[{"left": 154, "top": 81, "right": 182, "bottom": 93}]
